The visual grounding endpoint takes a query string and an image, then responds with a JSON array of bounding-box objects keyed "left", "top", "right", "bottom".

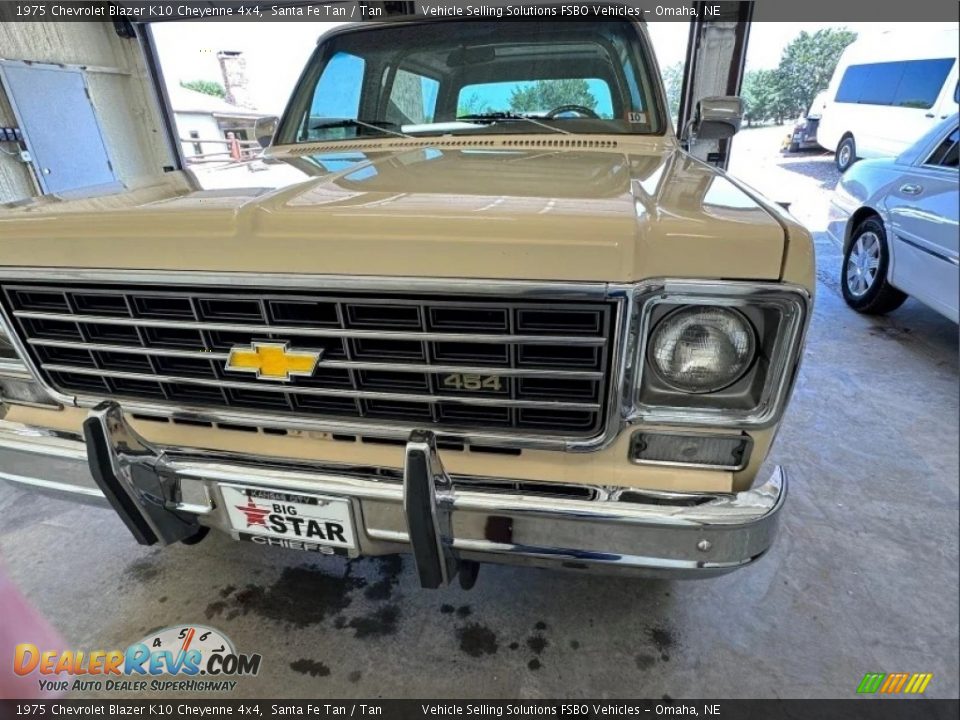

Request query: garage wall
[{"left": 0, "top": 21, "right": 181, "bottom": 205}]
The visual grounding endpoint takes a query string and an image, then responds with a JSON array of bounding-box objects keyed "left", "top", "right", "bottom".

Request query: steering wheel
[{"left": 546, "top": 105, "right": 600, "bottom": 119}]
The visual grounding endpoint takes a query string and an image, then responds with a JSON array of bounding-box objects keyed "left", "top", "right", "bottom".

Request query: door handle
[{"left": 900, "top": 184, "right": 923, "bottom": 195}]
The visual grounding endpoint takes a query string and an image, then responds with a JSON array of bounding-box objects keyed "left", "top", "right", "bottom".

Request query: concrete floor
[{"left": 1, "top": 128, "right": 958, "bottom": 699}]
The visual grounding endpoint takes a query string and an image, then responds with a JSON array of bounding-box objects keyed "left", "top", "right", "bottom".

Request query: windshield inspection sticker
[{"left": 628, "top": 111, "right": 647, "bottom": 124}]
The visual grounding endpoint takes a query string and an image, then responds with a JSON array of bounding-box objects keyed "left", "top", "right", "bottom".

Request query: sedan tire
[
  {"left": 836, "top": 135, "right": 857, "bottom": 172},
  {"left": 841, "top": 217, "right": 907, "bottom": 315}
]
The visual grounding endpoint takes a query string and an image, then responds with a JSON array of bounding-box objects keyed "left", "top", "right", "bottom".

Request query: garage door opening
[
  {"left": 150, "top": 20, "right": 342, "bottom": 187},
  {"left": 726, "top": 21, "right": 957, "bottom": 232}
]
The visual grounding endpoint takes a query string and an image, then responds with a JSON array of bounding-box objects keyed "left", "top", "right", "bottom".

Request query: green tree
[
  {"left": 457, "top": 91, "right": 491, "bottom": 118},
  {"left": 180, "top": 79, "right": 226, "bottom": 99},
  {"left": 741, "top": 68, "right": 789, "bottom": 126},
  {"left": 741, "top": 70, "right": 768, "bottom": 126},
  {"left": 508, "top": 79, "right": 598, "bottom": 115},
  {"left": 769, "top": 69, "right": 793, "bottom": 125},
  {"left": 661, "top": 62, "right": 684, "bottom": 126},
  {"left": 775, "top": 28, "right": 856, "bottom": 117}
]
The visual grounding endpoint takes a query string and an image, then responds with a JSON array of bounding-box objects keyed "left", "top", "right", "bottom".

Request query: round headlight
[{"left": 649, "top": 306, "right": 756, "bottom": 394}]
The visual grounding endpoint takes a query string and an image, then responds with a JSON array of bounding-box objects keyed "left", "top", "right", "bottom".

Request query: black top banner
[
  {"left": 0, "top": 0, "right": 956, "bottom": 23},
  {"left": 1, "top": 700, "right": 959, "bottom": 719}
]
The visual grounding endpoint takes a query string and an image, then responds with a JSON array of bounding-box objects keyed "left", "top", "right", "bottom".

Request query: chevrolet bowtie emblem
[{"left": 225, "top": 342, "right": 323, "bottom": 382}]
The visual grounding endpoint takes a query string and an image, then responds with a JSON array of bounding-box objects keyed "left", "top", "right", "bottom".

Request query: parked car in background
[
  {"left": 782, "top": 91, "right": 828, "bottom": 153},
  {"left": 828, "top": 114, "right": 959, "bottom": 322},
  {"left": 818, "top": 27, "right": 959, "bottom": 172}
]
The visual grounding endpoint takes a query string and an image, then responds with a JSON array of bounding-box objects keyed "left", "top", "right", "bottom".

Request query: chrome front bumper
[{"left": 0, "top": 402, "right": 787, "bottom": 585}]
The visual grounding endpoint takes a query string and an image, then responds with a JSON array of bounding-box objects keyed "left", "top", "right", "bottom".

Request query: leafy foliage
[
  {"left": 508, "top": 79, "right": 598, "bottom": 114},
  {"left": 738, "top": 27, "right": 856, "bottom": 126},
  {"left": 661, "top": 62, "right": 684, "bottom": 126},
  {"left": 180, "top": 79, "right": 226, "bottom": 99},
  {"left": 741, "top": 69, "right": 786, "bottom": 126},
  {"left": 457, "top": 92, "right": 492, "bottom": 118},
  {"left": 775, "top": 28, "right": 857, "bottom": 117}
]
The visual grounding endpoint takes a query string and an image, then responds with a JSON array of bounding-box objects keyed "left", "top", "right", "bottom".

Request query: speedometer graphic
[{"left": 136, "top": 625, "right": 236, "bottom": 662}]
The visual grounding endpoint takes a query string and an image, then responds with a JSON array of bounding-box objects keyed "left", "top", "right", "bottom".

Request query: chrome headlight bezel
[
  {"left": 1, "top": 307, "right": 61, "bottom": 407},
  {"left": 626, "top": 281, "right": 810, "bottom": 429},
  {"left": 0, "top": 317, "right": 30, "bottom": 379}
]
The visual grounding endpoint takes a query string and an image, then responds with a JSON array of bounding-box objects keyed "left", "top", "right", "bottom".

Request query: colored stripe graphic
[
  {"left": 858, "top": 672, "right": 932, "bottom": 694},
  {"left": 905, "top": 674, "right": 933, "bottom": 694},
  {"left": 882, "top": 673, "right": 909, "bottom": 693},
  {"left": 857, "top": 673, "right": 885, "bottom": 693}
]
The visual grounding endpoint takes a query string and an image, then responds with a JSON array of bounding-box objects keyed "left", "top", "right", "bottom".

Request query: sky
[
  {"left": 152, "top": 20, "right": 957, "bottom": 115},
  {"left": 152, "top": 21, "right": 338, "bottom": 114}
]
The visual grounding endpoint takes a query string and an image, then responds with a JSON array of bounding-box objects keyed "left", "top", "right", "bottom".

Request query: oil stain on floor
[
  {"left": 289, "top": 659, "right": 331, "bottom": 678},
  {"left": 206, "top": 564, "right": 363, "bottom": 629},
  {"left": 456, "top": 623, "right": 499, "bottom": 657}
]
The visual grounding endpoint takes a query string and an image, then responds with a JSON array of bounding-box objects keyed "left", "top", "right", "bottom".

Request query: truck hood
[{"left": 0, "top": 141, "right": 788, "bottom": 282}]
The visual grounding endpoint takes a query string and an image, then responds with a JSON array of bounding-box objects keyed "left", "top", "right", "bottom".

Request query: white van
[{"left": 818, "top": 27, "right": 958, "bottom": 172}]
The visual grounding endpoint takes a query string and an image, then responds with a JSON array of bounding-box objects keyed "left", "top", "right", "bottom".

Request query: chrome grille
[{"left": 1, "top": 283, "right": 618, "bottom": 440}]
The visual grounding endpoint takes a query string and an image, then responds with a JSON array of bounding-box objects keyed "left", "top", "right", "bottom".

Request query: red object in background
[
  {"left": 227, "top": 132, "right": 241, "bottom": 161},
  {"left": 0, "top": 562, "right": 65, "bottom": 699}
]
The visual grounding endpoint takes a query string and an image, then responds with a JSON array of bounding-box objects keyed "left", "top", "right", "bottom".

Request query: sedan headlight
[{"left": 650, "top": 306, "right": 756, "bottom": 393}]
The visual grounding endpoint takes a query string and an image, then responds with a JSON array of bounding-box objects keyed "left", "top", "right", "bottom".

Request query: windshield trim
[{"left": 275, "top": 16, "right": 669, "bottom": 146}]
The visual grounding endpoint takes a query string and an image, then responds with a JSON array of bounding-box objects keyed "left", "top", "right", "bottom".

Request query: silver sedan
[{"left": 828, "top": 114, "right": 959, "bottom": 323}]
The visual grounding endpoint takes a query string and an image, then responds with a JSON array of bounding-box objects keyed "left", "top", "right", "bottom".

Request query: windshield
[{"left": 277, "top": 19, "right": 664, "bottom": 144}]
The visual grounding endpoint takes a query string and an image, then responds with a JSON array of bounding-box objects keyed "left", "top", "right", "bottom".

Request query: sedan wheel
[
  {"left": 846, "top": 232, "right": 881, "bottom": 297},
  {"left": 840, "top": 217, "right": 907, "bottom": 315}
]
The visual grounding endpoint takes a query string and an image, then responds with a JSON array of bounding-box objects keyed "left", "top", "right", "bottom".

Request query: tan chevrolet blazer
[{"left": 0, "top": 16, "right": 813, "bottom": 589}]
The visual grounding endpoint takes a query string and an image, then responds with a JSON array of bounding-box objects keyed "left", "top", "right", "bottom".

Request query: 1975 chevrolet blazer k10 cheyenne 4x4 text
[{"left": 0, "top": 16, "right": 813, "bottom": 589}]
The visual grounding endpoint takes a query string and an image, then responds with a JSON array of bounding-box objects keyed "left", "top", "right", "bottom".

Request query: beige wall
[{"left": 0, "top": 21, "right": 176, "bottom": 204}]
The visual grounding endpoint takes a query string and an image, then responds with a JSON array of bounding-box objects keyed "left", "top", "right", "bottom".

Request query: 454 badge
[
  {"left": 14, "top": 625, "right": 261, "bottom": 694},
  {"left": 221, "top": 485, "right": 357, "bottom": 556}
]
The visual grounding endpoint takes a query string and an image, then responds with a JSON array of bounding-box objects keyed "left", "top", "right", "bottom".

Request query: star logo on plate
[{"left": 235, "top": 497, "right": 270, "bottom": 528}]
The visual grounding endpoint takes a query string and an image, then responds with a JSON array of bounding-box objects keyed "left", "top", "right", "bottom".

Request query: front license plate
[{"left": 221, "top": 484, "right": 356, "bottom": 556}]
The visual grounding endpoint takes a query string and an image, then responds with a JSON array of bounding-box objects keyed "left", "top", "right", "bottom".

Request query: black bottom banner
[{"left": 1, "top": 700, "right": 958, "bottom": 720}]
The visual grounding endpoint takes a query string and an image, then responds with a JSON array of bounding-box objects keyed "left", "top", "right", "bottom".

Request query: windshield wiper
[
  {"left": 309, "top": 118, "right": 414, "bottom": 139},
  {"left": 456, "top": 113, "right": 571, "bottom": 135}
]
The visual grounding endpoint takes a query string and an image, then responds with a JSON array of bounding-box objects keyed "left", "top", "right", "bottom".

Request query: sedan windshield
[{"left": 278, "top": 19, "right": 664, "bottom": 144}]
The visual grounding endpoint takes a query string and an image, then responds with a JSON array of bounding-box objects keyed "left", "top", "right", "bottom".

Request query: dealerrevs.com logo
[{"left": 14, "top": 625, "right": 261, "bottom": 694}]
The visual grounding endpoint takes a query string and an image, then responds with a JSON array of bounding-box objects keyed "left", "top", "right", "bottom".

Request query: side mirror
[
  {"left": 254, "top": 115, "right": 279, "bottom": 149},
  {"left": 692, "top": 96, "right": 743, "bottom": 140}
]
